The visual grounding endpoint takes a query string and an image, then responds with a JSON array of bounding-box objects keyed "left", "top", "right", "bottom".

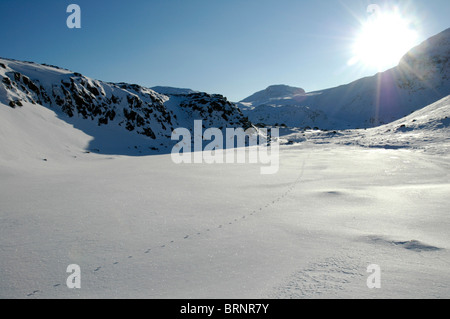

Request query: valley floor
[{"left": 1, "top": 142, "right": 449, "bottom": 299}]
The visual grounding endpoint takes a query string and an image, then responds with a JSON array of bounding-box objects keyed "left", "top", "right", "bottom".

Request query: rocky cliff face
[{"left": 0, "top": 58, "right": 251, "bottom": 150}]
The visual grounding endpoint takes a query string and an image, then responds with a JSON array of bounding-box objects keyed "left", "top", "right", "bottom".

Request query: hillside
[
  {"left": 1, "top": 94, "right": 449, "bottom": 299},
  {"left": 280, "top": 95, "right": 450, "bottom": 155},
  {"left": 239, "top": 28, "right": 450, "bottom": 130},
  {"left": 0, "top": 58, "right": 251, "bottom": 156}
]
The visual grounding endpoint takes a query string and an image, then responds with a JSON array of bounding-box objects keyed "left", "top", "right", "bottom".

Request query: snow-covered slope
[
  {"left": 240, "top": 84, "right": 306, "bottom": 105},
  {"left": 0, "top": 58, "right": 251, "bottom": 155},
  {"left": 281, "top": 94, "right": 450, "bottom": 155},
  {"left": 1, "top": 70, "right": 450, "bottom": 301},
  {"left": 338, "top": 94, "right": 450, "bottom": 154},
  {"left": 239, "top": 28, "right": 450, "bottom": 129},
  {"left": 1, "top": 32, "right": 449, "bottom": 301},
  {"left": 1, "top": 102, "right": 450, "bottom": 299},
  {"left": 0, "top": 100, "right": 92, "bottom": 166}
]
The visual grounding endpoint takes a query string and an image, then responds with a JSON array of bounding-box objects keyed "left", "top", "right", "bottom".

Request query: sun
[{"left": 351, "top": 8, "right": 418, "bottom": 71}]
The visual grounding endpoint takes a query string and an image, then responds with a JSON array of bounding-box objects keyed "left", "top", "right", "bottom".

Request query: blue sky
[{"left": 0, "top": 0, "right": 449, "bottom": 101}]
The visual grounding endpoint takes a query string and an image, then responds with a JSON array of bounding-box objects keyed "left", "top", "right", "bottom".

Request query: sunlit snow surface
[{"left": 1, "top": 98, "right": 449, "bottom": 299}]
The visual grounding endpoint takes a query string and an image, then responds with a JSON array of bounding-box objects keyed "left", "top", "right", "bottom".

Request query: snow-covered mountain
[
  {"left": 280, "top": 94, "right": 450, "bottom": 154},
  {"left": 0, "top": 58, "right": 251, "bottom": 155},
  {"left": 239, "top": 28, "right": 450, "bottom": 129},
  {"left": 2, "top": 43, "right": 450, "bottom": 301},
  {"left": 240, "top": 84, "right": 306, "bottom": 105},
  {"left": 2, "top": 91, "right": 450, "bottom": 299}
]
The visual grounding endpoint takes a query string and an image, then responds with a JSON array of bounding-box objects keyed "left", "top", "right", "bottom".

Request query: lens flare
[{"left": 351, "top": 8, "right": 418, "bottom": 71}]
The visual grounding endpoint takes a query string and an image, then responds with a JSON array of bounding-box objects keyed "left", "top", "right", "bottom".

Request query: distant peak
[
  {"left": 265, "top": 84, "right": 305, "bottom": 94},
  {"left": 150, "top": 86, "right": 197, "bottom": 95},
  {"left": 241, "top": 84, "right": 306, "bottom": 103}
]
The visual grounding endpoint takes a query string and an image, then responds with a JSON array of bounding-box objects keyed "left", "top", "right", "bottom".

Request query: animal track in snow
[{"left": 26, "top": 161, "right": 307, "bottom": 298}]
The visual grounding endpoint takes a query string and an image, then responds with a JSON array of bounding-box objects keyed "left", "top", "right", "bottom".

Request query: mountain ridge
[
  {"left": 238, "top": 28, "right": 450, "bottom": 129},
  {"left": 0, "top": 58, "right": 252, "bottom": 155}
]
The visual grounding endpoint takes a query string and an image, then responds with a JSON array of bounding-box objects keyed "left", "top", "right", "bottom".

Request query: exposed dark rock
[
  {"left": 2, "top": 76, "right": 11, "bottom": 86},
  {"left": 1, "top": 59, "right": 255, "bottom": 146}
]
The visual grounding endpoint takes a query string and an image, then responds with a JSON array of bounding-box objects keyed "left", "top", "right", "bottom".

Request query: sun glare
[{"left": 351, "top": 9, "right": 418, "bottom": 71}]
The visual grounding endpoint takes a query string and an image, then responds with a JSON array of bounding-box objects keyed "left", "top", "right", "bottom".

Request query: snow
[
  {"left": 281, "top": 95, "right": 450, "bottom": 155},
  {"left": 1, "top": 57, "right": 251, "bottom": 154},
  {"left": 0, "top": 101, "right": 91, "bottom": 166},
  {"left": 1, "top": 27, "right": 449, "bottom": 299},
  {"left": 1, "top": 98, "right": 449, "bottom": 298},
  {"left": 151, "top": 86, "right": 198, "bottom": 96}
]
